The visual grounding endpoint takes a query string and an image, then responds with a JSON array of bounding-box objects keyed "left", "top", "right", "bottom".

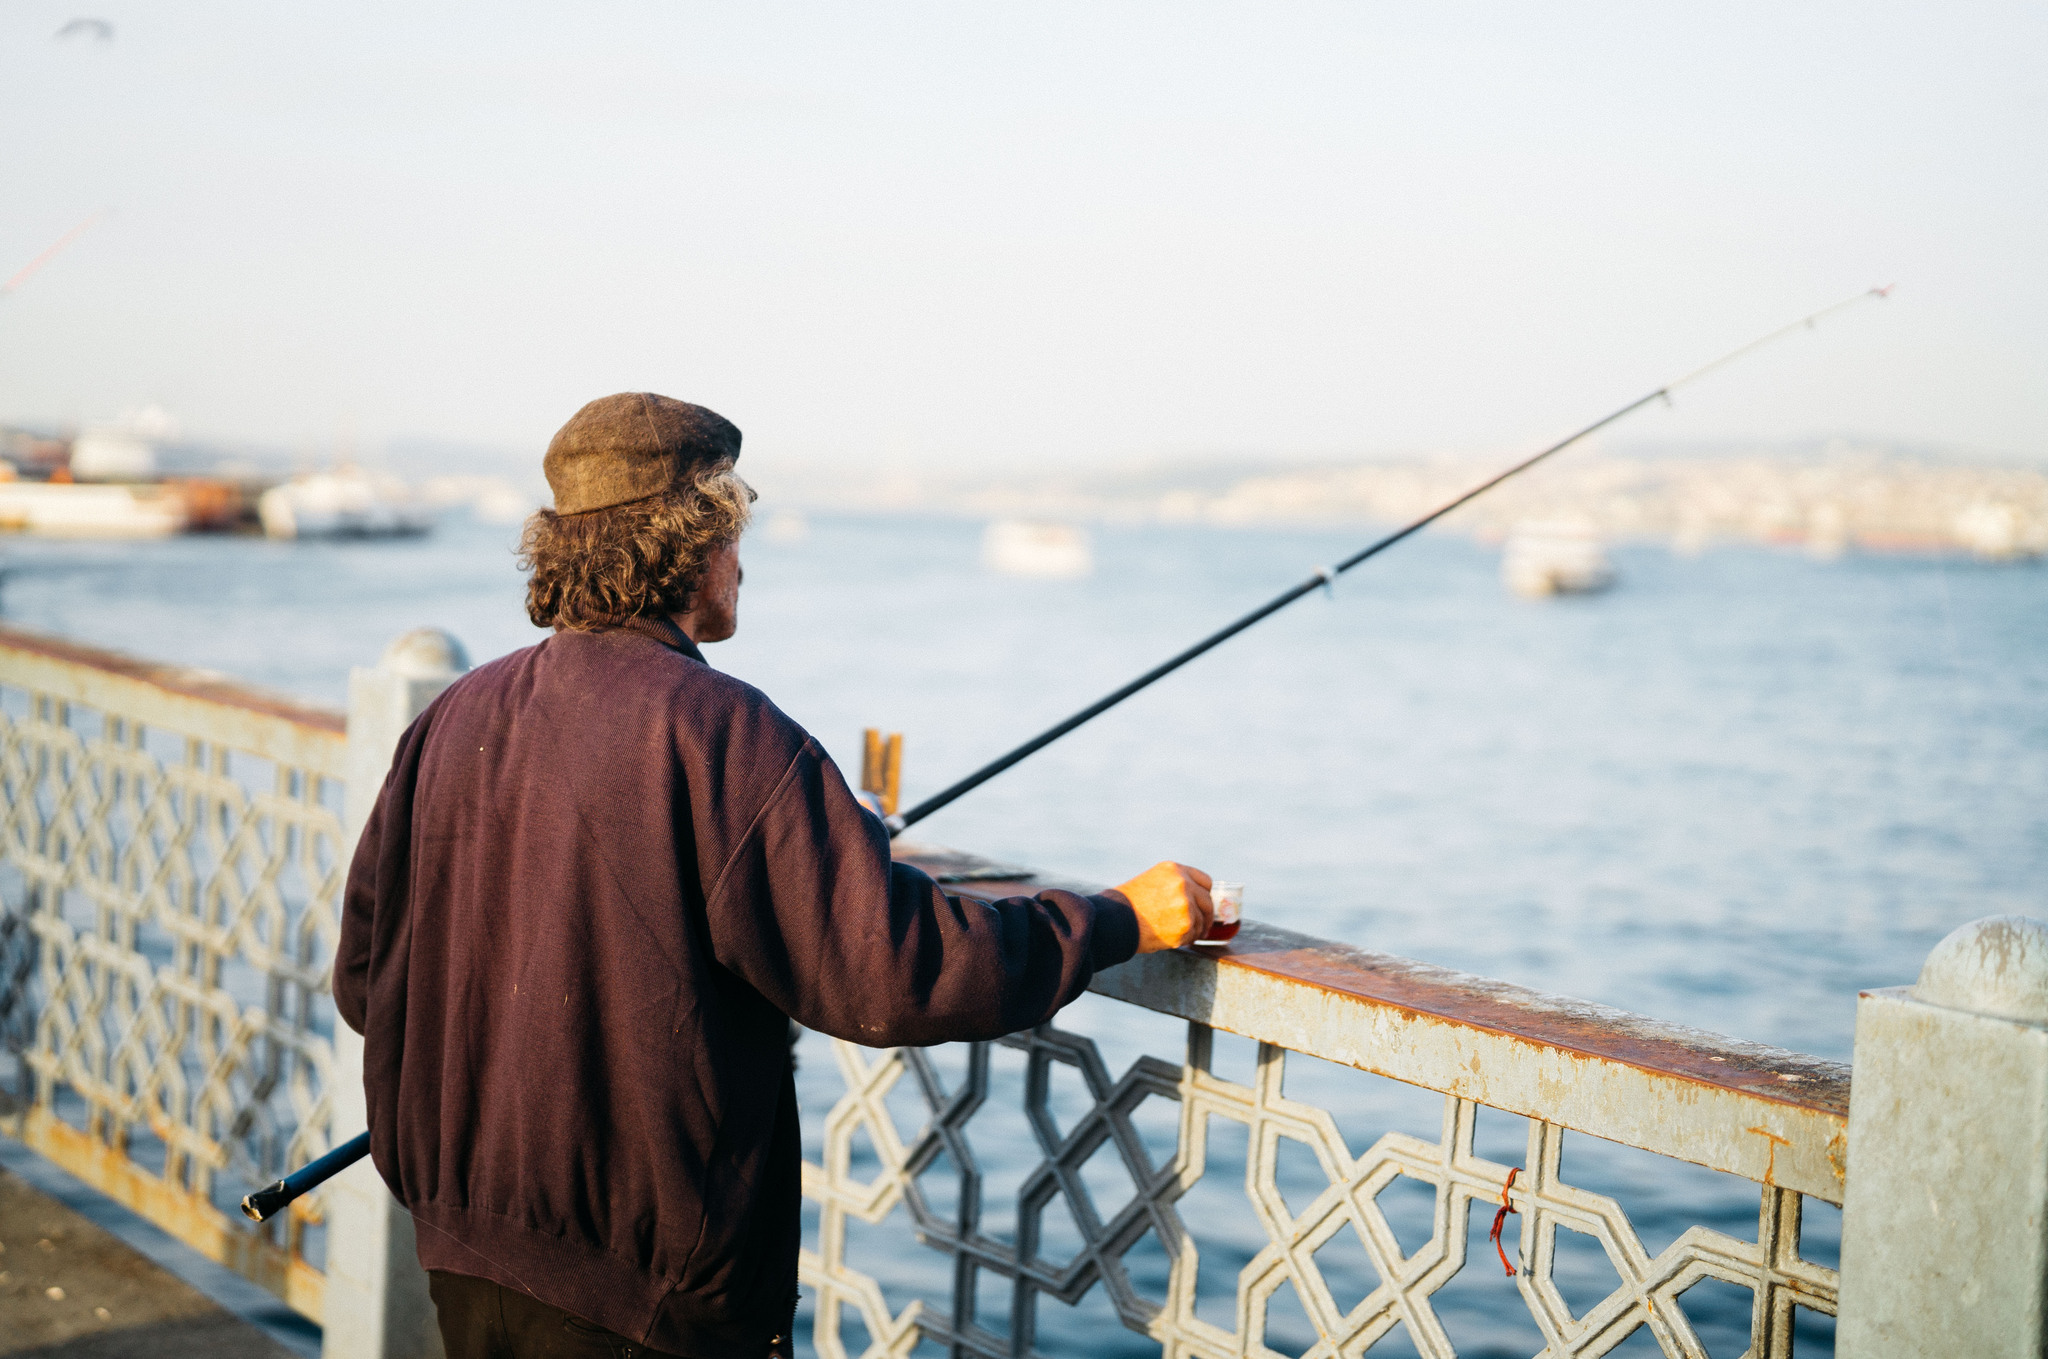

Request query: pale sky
[{"left": 1, "top": 3, "right": 2041, "bottom": 476}]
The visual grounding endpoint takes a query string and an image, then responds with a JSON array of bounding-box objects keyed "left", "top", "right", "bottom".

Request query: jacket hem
[{"left": 409, "top": 1201, "right": 788, "bottom": 1357}]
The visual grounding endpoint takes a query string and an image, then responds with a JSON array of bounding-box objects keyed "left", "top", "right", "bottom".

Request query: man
[{"left": 334, "top": 392, "right": 1213, "bottom": 1359}]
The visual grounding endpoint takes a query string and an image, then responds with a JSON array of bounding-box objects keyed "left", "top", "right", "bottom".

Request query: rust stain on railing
[
  {"left": 16, "top": 1108, "right": 326, "bottom": 1319},
  {"left": 1211, "top": 932, "right": 1849, "bottom": 1117},
  {"left": 1748, "top": 1124, "right": 1794, "bottom": 1185}
]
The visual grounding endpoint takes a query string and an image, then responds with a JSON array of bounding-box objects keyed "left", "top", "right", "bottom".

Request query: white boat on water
[
  {"left": 258, "top": 470, "right": 434, "bottom": 540},
  {"left": 0, "top": 479, "right": 187, "bottom": 537},
  {"left": 1954, "top": 501, "right": 2047, "bottom": 562},
  {"left": 981, "top": 520, "right": 1093, "bottom": 579},
  {"left": 1502, "top": 519, "right": 1616, "bottom": 598}
]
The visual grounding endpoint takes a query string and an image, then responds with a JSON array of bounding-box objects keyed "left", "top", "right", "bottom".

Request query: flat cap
[{"left": 543, "top": 393, "right": 742, "bottom": 515}]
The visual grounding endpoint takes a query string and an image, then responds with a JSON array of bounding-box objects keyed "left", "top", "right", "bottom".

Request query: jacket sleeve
[
  {"left": 333, "top": 716, "right": 426, "bottom": 1037},
  {"left": 334, "top": 788, "right": 385, "bottom": 1036},
  {"left": 701, "top": 740, "right": 1140, "bottom": 1047}
]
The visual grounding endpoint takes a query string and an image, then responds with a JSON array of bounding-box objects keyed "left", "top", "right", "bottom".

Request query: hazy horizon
[{"left": 3, "top": 4, "right": 2042, "bottom": 475}]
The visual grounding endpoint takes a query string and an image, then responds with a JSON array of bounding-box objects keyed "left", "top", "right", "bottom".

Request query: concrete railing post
[
  {"left": 323, "top": 630, "right": 470, "bottom": 1359},
  {"left": 1838, "top": 914, "right": 2048, "bottom": 1357}
]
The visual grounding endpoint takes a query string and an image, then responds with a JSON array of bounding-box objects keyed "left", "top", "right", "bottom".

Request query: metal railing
[
  {"left": 0, "top": 623, "right": 347, "bottom": 1320},
  {"left": 1, "top": 624, "right": 2038, "bottom": 1357},
  {"left": 803, "top": 850, "right": 1845, "bottom": 1359}
]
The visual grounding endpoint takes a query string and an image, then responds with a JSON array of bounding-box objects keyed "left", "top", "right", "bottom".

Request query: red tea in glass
[{"left": 1197, "top": 881, "right": 1243, "bottom": 944}]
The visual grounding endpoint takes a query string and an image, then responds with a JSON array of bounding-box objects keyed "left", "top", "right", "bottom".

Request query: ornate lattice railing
[
  {"left": 801, "top": 848, "right": 1849, "bottom": 1359},
  {"left": 0, "top": 625, "right": 1862, "bottom": 1356},
  {"left": 0, "top": 624, "right": 347, "bottom": 1320}
]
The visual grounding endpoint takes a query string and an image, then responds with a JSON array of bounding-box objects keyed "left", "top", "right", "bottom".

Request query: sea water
[{"left": 2, "top": 513, "right": 2042, "bottom": 1356}]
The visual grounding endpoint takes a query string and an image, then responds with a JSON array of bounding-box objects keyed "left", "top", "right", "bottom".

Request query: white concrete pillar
[
  {"left": 323, "top": 630, "right": 470, "bottom": 1359},
  {"left": 1838, "top": 914, "right": 2048, "bottom": 1357}
]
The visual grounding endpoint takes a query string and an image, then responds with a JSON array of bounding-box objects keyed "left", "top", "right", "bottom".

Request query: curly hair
[{"left": 519, "top": 463, "right": 755, "bottom": 631}]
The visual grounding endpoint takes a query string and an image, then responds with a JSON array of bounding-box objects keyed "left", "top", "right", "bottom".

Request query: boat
[
  {"left": 1954, "top": 501, "right": 2046, "bottom": 562},
  {"left": 981, "top": 520, "right": 1092, "bottom": 579},
  {"left": 258, "top": 470, "right": 435, "bottom": 540},
  {"left": 68, "top": 425, "right": 160, "bottom": 481},
  {"left": 1501, "top": 519, "right": 1616, "bottom": 597},
  {"left": 0, "top": 478, "right": 188, "bottom": 537}
]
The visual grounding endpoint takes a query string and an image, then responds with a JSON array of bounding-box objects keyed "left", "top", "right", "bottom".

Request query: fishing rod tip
[{"left": 1873, "top": 283, "right": 1896, "bottom": 298}]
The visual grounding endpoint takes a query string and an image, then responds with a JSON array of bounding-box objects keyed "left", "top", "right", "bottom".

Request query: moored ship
[
  {"left": 1501, "top": 518, "right": 1617, "bottom": 597},
  {"left": 0, "top": 478, "right": 188, "bottom": 537},
  {"left": 257, "top": 469, "right": 435, "bottom": 540}
]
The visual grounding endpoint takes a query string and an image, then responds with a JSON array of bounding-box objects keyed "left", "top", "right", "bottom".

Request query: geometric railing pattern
[
  {"left": 0, "top": 650, "right": 346, "bottom": 1320},
  {"left": 801, "top": 1020, "right": 1839, "bottom": 1359}
]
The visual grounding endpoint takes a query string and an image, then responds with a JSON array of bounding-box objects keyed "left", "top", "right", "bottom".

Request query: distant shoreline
[{"left": 751, "top": 448, "right": 2048, "bottom": 562}]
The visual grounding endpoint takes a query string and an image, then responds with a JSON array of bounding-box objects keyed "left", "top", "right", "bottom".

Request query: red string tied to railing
[{"left": 1490, "top": 1167, "right": 1522, "bottom": 1277}]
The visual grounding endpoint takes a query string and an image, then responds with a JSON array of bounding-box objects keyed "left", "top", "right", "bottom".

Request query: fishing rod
[
  {"left": 882, "top": 285, "right": 1893, "bottom": 837},
  {"left": 240, "top": 285, "right": 1889, "bottom": 1224}
]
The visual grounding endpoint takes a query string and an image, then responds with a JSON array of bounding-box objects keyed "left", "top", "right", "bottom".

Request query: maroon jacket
[{"left": 334, "top": 619, "right": 1138, "bottom": 1356}]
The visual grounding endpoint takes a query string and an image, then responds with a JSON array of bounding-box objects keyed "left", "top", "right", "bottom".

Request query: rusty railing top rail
[
  {"left": 0, "top": 622, "right": 346, "bottom": 774},
  {"left": 895, "top": 842, "right": 1851, "bottom": 1204}
]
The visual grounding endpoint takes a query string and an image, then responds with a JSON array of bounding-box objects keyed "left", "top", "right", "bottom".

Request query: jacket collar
[{"left": 618, "top": 614, "right": 706, "bottom": 664}]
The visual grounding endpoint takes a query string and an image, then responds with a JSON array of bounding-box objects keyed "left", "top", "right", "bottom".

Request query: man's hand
[{"left": 1113, "top": 862, "right": 1215, "bottom": 953}]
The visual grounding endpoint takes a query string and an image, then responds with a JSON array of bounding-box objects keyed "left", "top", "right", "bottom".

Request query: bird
[{"left": 54, "top": 18, "right": 114, "bottom": 42}]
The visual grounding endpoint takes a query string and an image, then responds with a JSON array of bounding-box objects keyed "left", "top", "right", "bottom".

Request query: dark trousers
[{"left": 427, "top": 1270, "right": 693, "bottom": 1359}]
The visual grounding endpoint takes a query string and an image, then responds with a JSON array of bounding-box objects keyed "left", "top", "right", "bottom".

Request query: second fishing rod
[{"left": 884, "top": 285, "right": 1891, "bottom": 839}]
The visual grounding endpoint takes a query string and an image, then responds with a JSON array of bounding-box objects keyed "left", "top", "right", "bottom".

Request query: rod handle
[{"left": 240, "top": 1131, "right": 372, "bottom": 1222}]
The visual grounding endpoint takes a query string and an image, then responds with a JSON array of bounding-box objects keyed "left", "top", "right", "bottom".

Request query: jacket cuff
[{"left": 1085, "top": 892, "right": 1141, "bottom": 969}]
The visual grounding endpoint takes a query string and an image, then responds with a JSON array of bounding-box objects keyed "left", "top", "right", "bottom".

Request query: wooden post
[{"left": 860, "top": 727, "right": 903, "bottom": 817}]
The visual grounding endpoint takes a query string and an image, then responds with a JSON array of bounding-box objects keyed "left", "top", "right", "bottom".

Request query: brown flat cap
[{"left": 543, "top": 393, "right": 742, "bottom": 515}]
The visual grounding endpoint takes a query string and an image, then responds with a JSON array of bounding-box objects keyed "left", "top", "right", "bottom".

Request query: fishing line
[
  {"left": 885, "top": 286, "right": 1894, "bottom": 837},
  {"left": 1, "top": 212, "right": 109, "bottom": 298}
]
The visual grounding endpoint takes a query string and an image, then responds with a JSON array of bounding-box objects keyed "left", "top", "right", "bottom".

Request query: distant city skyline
[{"left": 1, "top": 3, "right": 2041, "bottom": 472}]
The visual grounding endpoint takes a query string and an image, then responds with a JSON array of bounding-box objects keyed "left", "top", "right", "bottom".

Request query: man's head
[{"left": 520, "top": 393, "right": 755, "bottom": 637}]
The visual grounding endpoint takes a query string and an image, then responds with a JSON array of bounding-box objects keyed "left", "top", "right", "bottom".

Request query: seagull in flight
[{"left": 55, "top": 18, "right": 115, "bottom": 42}]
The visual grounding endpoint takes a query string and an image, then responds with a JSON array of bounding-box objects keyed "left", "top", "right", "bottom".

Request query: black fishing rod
[
  {"left": 883, "top": 285, "right": 1892, "bottom": 837},
  {"left": 241, "top": 286, "right": 1888, "bottom": 1225}
]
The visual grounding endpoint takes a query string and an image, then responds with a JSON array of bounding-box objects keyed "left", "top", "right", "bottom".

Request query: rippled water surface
[{"left": 3, "top": 511, "right": 2042, "bottom": 1356}]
